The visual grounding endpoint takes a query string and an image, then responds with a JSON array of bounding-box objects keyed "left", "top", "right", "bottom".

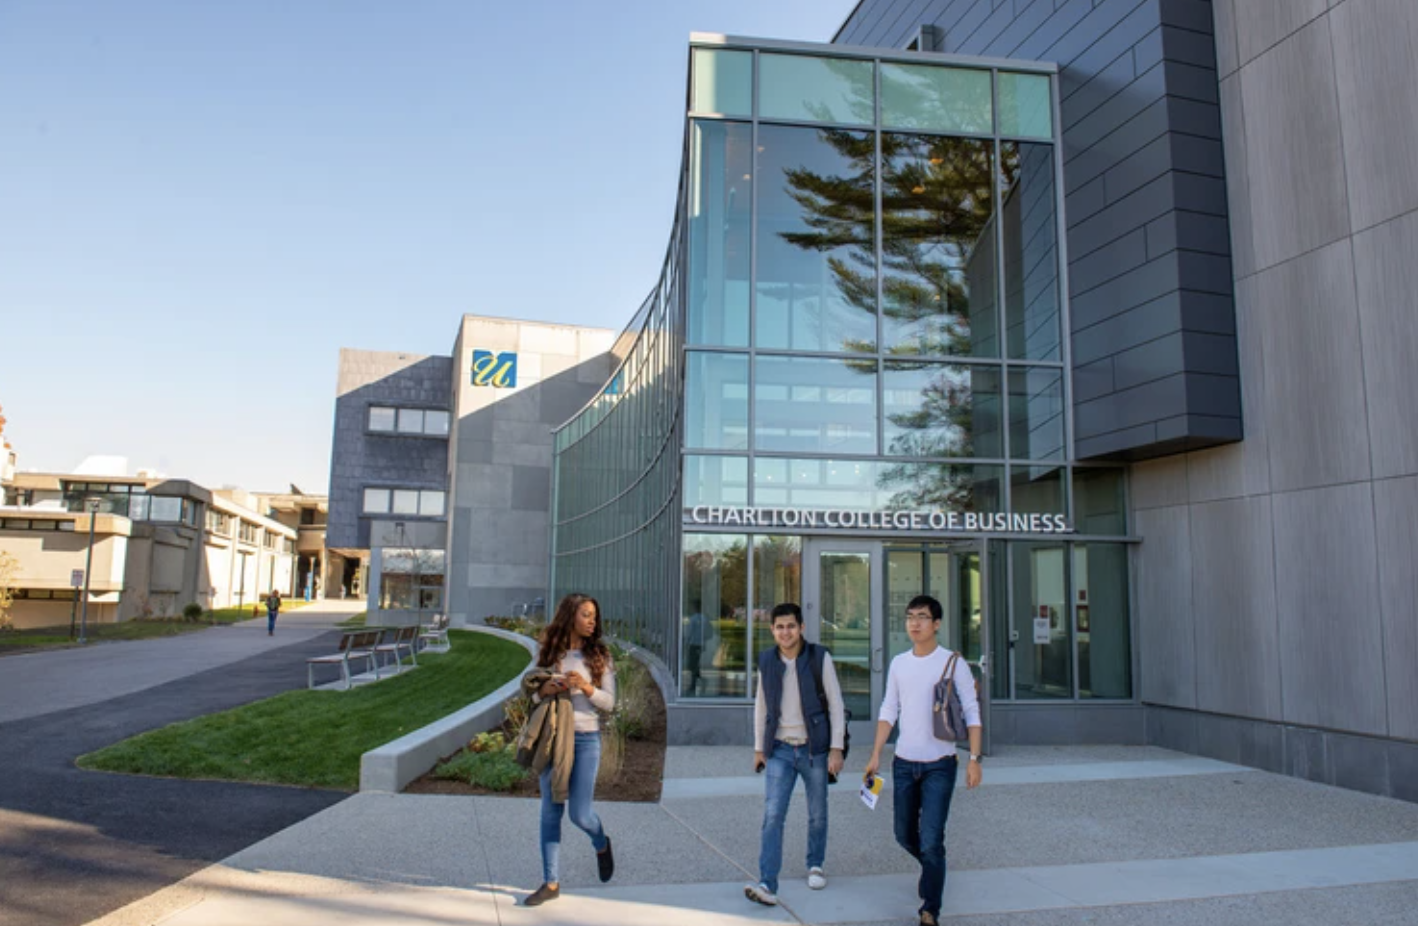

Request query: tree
[{"left": 0, "top": 551, "right": 18, "bottom": 632}]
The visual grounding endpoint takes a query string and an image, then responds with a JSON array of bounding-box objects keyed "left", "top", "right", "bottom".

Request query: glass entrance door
[
  {"left": 802, "top": 540, "right": 877, "bottom": 722},
  {"left": 884, "top": 540, "right": 991, "bottom": 752}
]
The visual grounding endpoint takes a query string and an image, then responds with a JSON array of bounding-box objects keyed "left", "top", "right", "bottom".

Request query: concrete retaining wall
[{"left": 358, "top": 625, "right": 537, "bottom": 793}]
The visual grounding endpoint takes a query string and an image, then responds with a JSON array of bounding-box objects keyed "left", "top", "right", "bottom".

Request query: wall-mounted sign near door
[{"left": 471, "top": 350, "right": 517, "bottom": 387}]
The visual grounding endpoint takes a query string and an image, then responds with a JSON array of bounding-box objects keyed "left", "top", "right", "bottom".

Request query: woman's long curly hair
[{"left": 537, "top": 593, "right": 610, "bottom": 685}]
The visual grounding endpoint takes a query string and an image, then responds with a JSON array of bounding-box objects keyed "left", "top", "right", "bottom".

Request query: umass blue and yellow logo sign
[{"left": 471, "top": 350, "right": 517, "bottom": 388}]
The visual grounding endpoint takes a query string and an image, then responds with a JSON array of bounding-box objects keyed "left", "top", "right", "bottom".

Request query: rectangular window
[
  {"left": 759, "top": 53, "right": 873, "bottom": 125},
  {"left": 362, "top": 488, "right": 390, "bottom": 514},
  {"left": 681, "top": 533, "right": 748, "bottom": 699},
  {"left": 1074, "top": 543, "right": 1132, "bottom": 699},
  {"left": 998, "top": 72, "right": 1053, "bottom": 140},
  {"left": 397, "top": 408, "right": 424, "bottom": 434},
  {"left": 685, "top": 352, "right": 749, "bottom": 450},
  {"left": 883, "top": 362, "right": 1002, "bottom": 459},
  {"left": 682, "top": 455, "right": 749, "bottom": 507},
  {"left": 368, "top": 406, "right": 397, "bottom": 431},
  {"left": 754, "top": 356, "right": 877, "bottom": 455},
  {"left": 392, "top": 489, "right": 420, "bottom": 515},
  {"left": 880, "top": 63, "right": 992, "bottom": 134},
  {"left": 418, "top": 490, "right": 445, "bottom": 516},
  {"left": 148, "top": 497, "right": 182, "bottom": 522},
  {"left": 1001, "top": 142, "right": 1061, "bottom": 361},
  {"left": 1008, "top": 368, "right": 1065, "bottom": 461},
  {"left": 687, "top": 120, "right": 751, "bottom": 347},
  {"left": 424, "top": 410, "right": 450, "bottom": 436},
  {"left": 691, "top": 47, "right": 752, "bottom": 117}
]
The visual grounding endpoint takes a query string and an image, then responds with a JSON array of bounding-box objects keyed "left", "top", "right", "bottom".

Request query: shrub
[
  {"left": 182, "top": 603, "right": 204, "bottom": 622},
  {"left": 433, "top": 741, "right": 527, "bottom": 791},
  {"left": 484, "top": 615, "right": 543, "bottom": 640}
]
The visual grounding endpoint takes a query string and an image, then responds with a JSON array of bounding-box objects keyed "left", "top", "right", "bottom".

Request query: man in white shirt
[
  {"left": 864, "top": 594, "right": 982, "bottom": 926},
  {"left": 744, "top": 602, "right": 847, "bottom": 907}
]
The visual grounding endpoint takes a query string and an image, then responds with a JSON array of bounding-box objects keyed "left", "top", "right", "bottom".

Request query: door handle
[
  {"left": 976, "top": 652, "right": 988, "bottom": 677},
  {"left": 871, "top": 645, "right": 883, "bottom": 672}
]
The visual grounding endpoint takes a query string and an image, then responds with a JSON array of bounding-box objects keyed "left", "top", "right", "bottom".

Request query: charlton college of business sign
[
  {"left": 471, "top": 350, "right": 517, "bottom": 388},
  {"left": 686, "top": 505, "right": 1071, "bottom": 536}
]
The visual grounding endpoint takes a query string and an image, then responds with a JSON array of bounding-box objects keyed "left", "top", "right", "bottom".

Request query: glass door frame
[{"left": 801, "top": 538, "right": 882, "bottom": 726}]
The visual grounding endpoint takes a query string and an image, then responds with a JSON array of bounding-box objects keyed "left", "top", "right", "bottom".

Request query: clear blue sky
[{"left": 0, "top": 0, "right": 857, "bottom": 493}]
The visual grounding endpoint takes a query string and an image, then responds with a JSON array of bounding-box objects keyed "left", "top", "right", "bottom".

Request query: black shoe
[
  {"left": 597, "top": 836, "right": 615, "bottom": 882},
  {"left": 524, "top": 883, "right": 559, "bottom": 906}
]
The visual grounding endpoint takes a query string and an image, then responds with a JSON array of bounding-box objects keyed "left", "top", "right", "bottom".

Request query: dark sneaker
[
  {"left": 597, "top": 836, "right": 615, "bottom": 882},
  {"left": 523, "top": 883, "right": 560, "bottom": 906},
  {"left": 920, "top": 912, "right": 938, "bottom": 926},
  {"left": 744, "top": 882, "right": 778, "bottom": 906}
]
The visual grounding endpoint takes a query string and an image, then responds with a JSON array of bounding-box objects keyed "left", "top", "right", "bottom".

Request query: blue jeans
[
  {"left": 267, "top": 608, "right": 277, "bottom": 633},
  {"left": 758, "top": 741, "right": 829, "bottom": 893},
  {"left": 892, "top": 755, "right": 959, "bottom": 918},
  {"left": 539, "top": 731, "right": 607, "bottom": 884}
]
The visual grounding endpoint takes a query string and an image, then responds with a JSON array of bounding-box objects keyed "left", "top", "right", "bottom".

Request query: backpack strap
[{"left": 808, "top": 643, "right": 828, "bottom": 710}]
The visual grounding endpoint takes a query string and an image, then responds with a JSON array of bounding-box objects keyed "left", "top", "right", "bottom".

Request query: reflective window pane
[
  {"left": 759, "top": 53, "right": 873, "bottom": 125},
  {"left": 880, "top": 63, "right": 991, "bottom": 134},
  {"left": 419, "top": 490, "right": 445, "bottom": 516},
  {"left": 883, "top": 361, "right": 1002, "bottom": 458},
  {"left": 691, "top": 48, "right": 752, "bottom": 117},
  {"left": 1074, "top": 543, "right": 1131, "bottom": 698},
  {"left": 397, "top": 408, "right": 424, "bottom": 434},
  {"left": 1074, "top": 467, "right": 1126, "bottom": 534},
  {"left": 881, "top": 135, "right": 997, "bottom": 357},
  {"left": 879, "top": 462, "right": 1004, "bottom": 512},
  {"left": 998, "top": 72, "right": 1053, "bottom": 140},
  {"left": 1008, "top": 368, "right": 1065, "bottom": 460},
  {"left": 756, "top": 125, "right": 877, "bottom": 352},
  {"left": 753, "top": 458, "right": 1002, "bottom": 513},
  {"left": 424, "top": 410, "right": 450, "bottom": 436},
  {"left": 392, "top": 489, "right": 420, "bottom": 515},
  {"left": 688, "top": 121, "right": 751, "bottom": 346},
  {"left": 751, "top": 535, "right": 801, "bottom": 690},
  {"left": 681, "top": 533, "right": 749, "bottom": 698},
  {"left": 685, "top": 352, "right": 749, "bottom": 450},
  {"left": 1011, "top": 464, "right": 1066, "bottom": 514},
  {"left": 369, "top": 406, "right": 396, "bottom": 431},
  {"left": 1001, "top": 142, "right": 1061, "bottom": 360},
  {"left": 1011, "top": 541, "right": 1071, "bottom": 699},
  {"left": 683, "top": 454, "right": 749, "bottom": 506},
  {"left": 755, "top": 355, "right": 876, "bottom": 454}
]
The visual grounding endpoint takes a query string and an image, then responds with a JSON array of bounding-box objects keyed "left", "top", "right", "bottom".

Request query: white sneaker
[
  {"left": 744, "top": 882, "right": 778, "bottom": 906},
  {"left": 807, "top": 867, "right": 827, "bottom": 890}
]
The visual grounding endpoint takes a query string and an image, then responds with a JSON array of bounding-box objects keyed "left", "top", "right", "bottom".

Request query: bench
[
  {"left": 418, "top": 613, "right": 450, "bottom": 652},
  {"left": 307, "top": 630, "right": 382, "bottom": 690},
  {"left": 374, "top": 624, "right": 420, "bottom": 674}
]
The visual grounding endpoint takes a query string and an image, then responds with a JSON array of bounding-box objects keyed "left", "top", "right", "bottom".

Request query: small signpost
[{"left": 70, "top": 569, "right": 84, "bottom": 588}]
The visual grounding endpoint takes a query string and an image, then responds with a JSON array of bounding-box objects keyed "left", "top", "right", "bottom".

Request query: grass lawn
[
  {"left": 0, "top": 600, "right": 311, "bottom": 653},
  {"left": 335, "top": 611, "right": 368, "bottom": 628},
  {"left": 76, "top": 630, "right": 530, "bottom": 790}
]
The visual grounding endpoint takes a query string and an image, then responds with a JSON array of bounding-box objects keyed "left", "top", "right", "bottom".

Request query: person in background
[
  {"left": 863, "top": 594, "right": 982, "bottom": 926},
  {"left": 265, "top": 589, "right": 281, "bottom": 636},
  {"left": 522, "top": 593, "right": 617, "bottom": 906}
]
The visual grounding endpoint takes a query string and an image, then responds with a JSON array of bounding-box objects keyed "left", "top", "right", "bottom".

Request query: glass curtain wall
[
  {"left": 685, "top": 46, "right": 1066, "bottom": 523},
  {"left": 550, "top": 202, "right": 685, "bottom": 666}
]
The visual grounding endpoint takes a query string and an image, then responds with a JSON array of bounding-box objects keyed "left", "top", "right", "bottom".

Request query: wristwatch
[{"left": 968, "top": 754, "right": 982, "bottom": 764}]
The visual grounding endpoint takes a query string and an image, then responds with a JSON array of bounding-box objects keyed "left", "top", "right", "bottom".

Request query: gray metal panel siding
[
  {"left": 327, "top": 354, "right": 454, "bottom": 550},
  {"left": 837, "top": 0, "right": 1242, "bottom": 460}
]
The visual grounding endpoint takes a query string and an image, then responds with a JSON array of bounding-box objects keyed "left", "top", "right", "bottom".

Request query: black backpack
[{"left": 807, "top": 643, "right": 851, "bottom": 762}]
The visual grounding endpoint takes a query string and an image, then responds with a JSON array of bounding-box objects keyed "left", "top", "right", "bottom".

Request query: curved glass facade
[{"left": 553, "top": 38, "right": 1134, "bottom": 730}]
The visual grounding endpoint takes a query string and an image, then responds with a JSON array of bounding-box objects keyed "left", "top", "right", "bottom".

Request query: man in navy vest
[{"left": 744, "top": 602, "right": 846, "bottom": 907}]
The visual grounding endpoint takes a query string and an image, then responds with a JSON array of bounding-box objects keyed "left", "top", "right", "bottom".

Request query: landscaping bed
[
  {"left": 77, "top": 630, "right": 530, "bottom": 790},
  {"left": 405, "top": 632, "right": 668, "bottom": 803}
]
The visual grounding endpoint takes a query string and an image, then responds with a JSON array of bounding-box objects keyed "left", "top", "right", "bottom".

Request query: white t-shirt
[{"left": 877, "top": 645, "right": 981, "bottom": 762}]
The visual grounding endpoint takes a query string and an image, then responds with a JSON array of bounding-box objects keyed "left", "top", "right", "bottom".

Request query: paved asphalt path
[{"left": 0, "top": 626, "right": 354, "bottom": 926}]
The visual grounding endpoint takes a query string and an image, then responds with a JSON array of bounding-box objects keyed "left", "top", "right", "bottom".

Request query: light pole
[{"left": 79, "top": 497, "right": 100, "bottom": 644}]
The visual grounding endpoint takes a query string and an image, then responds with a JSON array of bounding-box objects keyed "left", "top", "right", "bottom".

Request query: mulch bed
[{"left": 404, "top": 674, "right": 667, "bottom": 803}]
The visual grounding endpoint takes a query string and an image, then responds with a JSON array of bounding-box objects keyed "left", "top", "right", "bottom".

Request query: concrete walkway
[
  {"left": 90, "top": 744, "right": 1418, "bottom": 926},
  {"left": 0, "top": 599, "right": 355, "bottom": 723}
]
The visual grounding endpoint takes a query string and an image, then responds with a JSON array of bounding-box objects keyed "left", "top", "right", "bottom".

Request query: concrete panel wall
[
  {"left": 837, "top": 0, "right": 1243, "bottom": 460},
  {"left": 443, "top": 316, "right": 616, "bottom": 625},
  {"left": 1113, "top": 0, "right": 1418, "bottom": 800}
]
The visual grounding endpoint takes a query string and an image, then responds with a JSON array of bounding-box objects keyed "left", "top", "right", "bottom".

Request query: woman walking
[{"left": 523, "top": 593, "right": 616, "bottom": 906}]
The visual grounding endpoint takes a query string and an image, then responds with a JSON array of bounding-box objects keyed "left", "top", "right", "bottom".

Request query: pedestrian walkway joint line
[
  {"left": 661, "top": 756, "right": 1256, "bottom": 801},
  {"left": 470, "top": 797, "right": 507, "bottom": 926},
  {"left": 656, "top": 800, "right": 810, "bottom": 925}
]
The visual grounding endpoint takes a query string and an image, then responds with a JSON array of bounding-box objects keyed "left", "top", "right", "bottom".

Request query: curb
[{"left": 357, "top": 625, "right": 537, "bottom": 793}]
